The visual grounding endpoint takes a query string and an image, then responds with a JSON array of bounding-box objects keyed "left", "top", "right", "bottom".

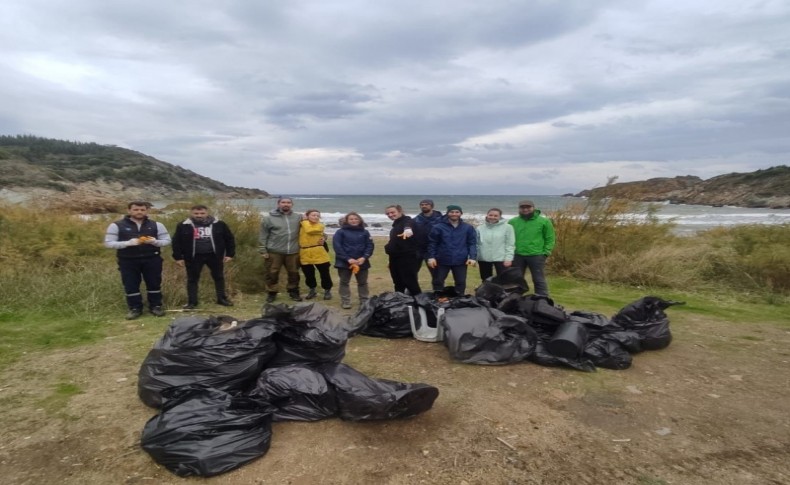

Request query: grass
[{"left": 0, "top": 200, "right": 788, "bottom": 371}]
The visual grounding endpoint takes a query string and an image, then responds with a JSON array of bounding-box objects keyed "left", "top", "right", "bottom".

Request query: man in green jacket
[
  {"left": 259, "top": 196, "right": 303, "bottom": 302},
  {"left": 508, "top": 199, "right": 555, "bottom": 296}
]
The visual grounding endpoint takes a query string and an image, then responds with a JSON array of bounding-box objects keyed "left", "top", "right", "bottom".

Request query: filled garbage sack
[
  {"left": 441, "top": 306, "right": 538, "bottom": 365},
  {"left": 138, "top": 315, "right": 279, "bottom": 408},
  {"left": 318, "top": 363, "right": 439, "bottom": 421},
  {"left": 489, "top": 266, "right": 530, "bottom": 293},
  {"left": 567, "top": 311, "right": 623, "bottom": 339},
  {"left": 528, "top": 340, "right": 596, "bottom": 372},
  {"left": 141, "top": 386, "right": 273, "bottom": 477},
  {"left": 516, "top": 295, "right": 569, "bottom": 328},
  {"left": 250, "top": 365, "right": 337, "bottom": 422},
  {"left": 362, "top": 292, "right": 415, "bottom": 338},
  {"left": 583, "top": 335, "right": 634, "bottom": 370},
  {"left": 343, "top": 296, "right": 379, "bottom": 336},
  {"left": 548, "top": 320, "right": 589, "bottom": 359},
  {"left": 264, "top": 303, "right": 349, "bottom": 365},
  {"left": 611, "top": 296, "right": 684, "bottom": 351},
  {"left": 474, "top": 280, "right": 510, "bottom": 307}
]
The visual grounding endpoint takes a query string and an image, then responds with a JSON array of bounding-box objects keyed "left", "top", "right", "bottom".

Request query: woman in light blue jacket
[{"left": 476, "top": 208, "right": 515, "bottom": 280}]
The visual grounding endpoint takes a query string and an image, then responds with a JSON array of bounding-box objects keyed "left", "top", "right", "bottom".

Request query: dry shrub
[
  {"left": 575, "top": 242, "right": 713, "bottom": 289},
  {"left": 550, "top": 196, "right": 674, "bottom": 274}
]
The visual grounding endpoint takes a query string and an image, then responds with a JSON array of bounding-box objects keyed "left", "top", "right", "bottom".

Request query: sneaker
[
  {"left": 341, "top": 302, "right": 352, "bottom": 309},
  {"left": 305, "top": 288, "right": 317, "bottom": 299},
  {"left": 216, "top": 298, "right": 234, "bottom": 307},
  {"left": 323, "top": 290, "right": 332, "bottom": 300},
  {"left": 289, "top": 292, "right": 303, "bottom": 302},
  {"left": 126, "top": 308, "right": 143, "bottom": 320},
  {"left": 266, "top": 292, "right": 277, "bottom": 303},
  {"left": 150, "top": 306, "right": 166, "bottom": 317},
  {"left": 182, "top": 303, "right": 197, "bottom": 310}
]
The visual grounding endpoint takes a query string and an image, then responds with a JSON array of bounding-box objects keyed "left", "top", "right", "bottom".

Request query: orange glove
[{"left": 350, "top": 263, "right": 360, "bottom": 275}]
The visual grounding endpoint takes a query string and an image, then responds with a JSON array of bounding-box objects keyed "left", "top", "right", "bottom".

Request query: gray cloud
[{"left": 1, "top": 0, "right": 789, "bottom": 194}]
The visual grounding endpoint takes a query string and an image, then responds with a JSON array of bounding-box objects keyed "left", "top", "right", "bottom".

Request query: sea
[{"left": 246, "top": 195, "right": 790, "bottom": 236}]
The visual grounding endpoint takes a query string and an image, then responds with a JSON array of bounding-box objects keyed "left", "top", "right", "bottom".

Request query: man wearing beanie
[
  {"left": 508, "top": 199, "right": 555, "bottom": 296},
  {"left": 413, "top": 198, "right": 443, "bottom": 278},
  {"left": 427, "top": 205, "right": 477, "bottom": 295}
]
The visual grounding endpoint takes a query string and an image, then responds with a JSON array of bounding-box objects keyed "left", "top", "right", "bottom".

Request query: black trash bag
[
  {"left": 442, "top": 295, "right": 489, "bottom": 310},
  {"left": 441, "top": 306, "right": 538, "bottom": 365},
  {"left": 250, "top": 365, "right": 337, "bottom": 421},
  {"left": 141, "top": 386, "right": 273, "bottom": 477},
  {"left": 584, "top": 335, "right": 634, "bottom": 370},
  {"left": 265, "top": 303, "right": 349, "bottom": 366},
  {"left": 490, "top": 267, "right": 529, "bottom": 294},
  {"left": 548, "top": 320, "right": 589, "bottom": 359},
  {"left": 343, "top": 296, "right": 380, "bottom": 336},
  {"left": 497, "top": 292, "right": 525, "bottom": 315},
  {"left": 528, "top": 340, "right": 596, "bottom": 372},
  {"left": 363, "top": 292, "right": 415, "bottom": 338},
  {"left": 606, "top": 330, "right": 643, "bottom": 353},
  {"left": 474, "top": 280, "right": 509, "bottom": 307},
  {"left": 434, "top": 286, "right": 461, "bottom": 298},
  {"left": 568, "top": 311, "right": 623, "bottom": 339},
  {"left": 317, "top": 363, "right": 439, "bottom": 421},
  {"left": 138, "top": 315, "right": 279, "bottom": 408},
  {"left": 611, "top": 296, "right": 684, "bottom": 351},
  {"left": 515, "top": 295, "right": 569, "bottom": 328}
]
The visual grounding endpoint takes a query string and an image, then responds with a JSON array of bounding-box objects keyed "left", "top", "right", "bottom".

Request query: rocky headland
[{"left": 573, "top": 166, "right": 790, "bottom": 209}]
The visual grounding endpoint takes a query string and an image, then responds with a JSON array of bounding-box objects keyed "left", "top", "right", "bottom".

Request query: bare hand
[
  {"left": 427, "top": 258, "right": 437, "bottom": 269},
  {"left": 176, "top": 260, "right": 185, "bottom": 267}
]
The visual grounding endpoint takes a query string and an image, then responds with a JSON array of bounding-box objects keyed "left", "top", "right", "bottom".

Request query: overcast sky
[{"left": 1, "top": 1, "right": 788, "bottom": 195}]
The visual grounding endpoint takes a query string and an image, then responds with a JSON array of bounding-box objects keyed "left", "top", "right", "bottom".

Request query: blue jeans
[
  {"left": 513, "top": 254, "right": 549, "bottom": 296},
  {"left": 433, "top": 264, "right": 468, "bottom": 295}
]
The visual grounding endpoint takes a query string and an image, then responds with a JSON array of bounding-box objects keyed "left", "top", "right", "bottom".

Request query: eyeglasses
[{"left": 519, "top": 205, "right": 533, "bottom": 208}]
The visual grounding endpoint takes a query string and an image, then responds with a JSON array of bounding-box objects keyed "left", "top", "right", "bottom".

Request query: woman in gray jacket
[{"left": 476, "top": 208, "right": 515, "bottom": 280}]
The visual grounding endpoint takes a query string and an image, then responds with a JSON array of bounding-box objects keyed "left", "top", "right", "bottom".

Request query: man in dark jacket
[
  {"left": 413, "top": 198, "right": 443, "bottom": 279},
  {"left": 427, "top": 205, "right": 477, "bottom": 295},
  {"left": 384, "top": 204, "right": 422, "bottom": 296},
  {"left": 172, "top": 205, "right": 236, "bottom": 309},
  {"left": 104, "top": 201, "right": 171, "bottom": 320}
]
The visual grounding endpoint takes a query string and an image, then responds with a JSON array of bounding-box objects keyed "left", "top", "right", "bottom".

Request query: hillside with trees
[{"left": 0, "top": 135, "right": 268, "bottom": 210}]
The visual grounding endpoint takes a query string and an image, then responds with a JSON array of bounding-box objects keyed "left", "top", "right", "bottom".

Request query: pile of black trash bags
[
  {"left": 350, "top": 268, "right": 683, "bottom": 372},
  {"left": 138, "top": 304, "right": 439, "bottom": 477}
]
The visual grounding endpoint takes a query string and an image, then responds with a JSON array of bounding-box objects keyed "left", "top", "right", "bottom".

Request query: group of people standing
[
  {"left": 104, "top": 197, "right": 555, "bottom": 319},
  {"left": 382, "top": 199, "right": 555, "bottom": 298}
]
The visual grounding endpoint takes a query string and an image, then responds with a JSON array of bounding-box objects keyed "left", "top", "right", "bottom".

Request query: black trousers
[
  {"left": 388, "top": 254, "right": 422, "bottom": 295},
  {"left": 118, "top": 256, "right": 163, "bottom": 310},
  {"left": 301, "top": 262, "right": 333, "bottom": 290},
  {"left": 185, "top": 253, "right": 227, "bottom": 304},
  {"left": 478, "top": 261, "right": 507, "bottom": 281}
]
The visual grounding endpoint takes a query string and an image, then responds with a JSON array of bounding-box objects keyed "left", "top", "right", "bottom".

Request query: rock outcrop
[{"left": 574, "top": 166, "right": 790, "bottom": 208}]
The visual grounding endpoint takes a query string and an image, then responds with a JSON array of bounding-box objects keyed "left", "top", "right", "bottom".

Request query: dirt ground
[{"left": 1, "top": 309, "right": 789, "bottom": 485}]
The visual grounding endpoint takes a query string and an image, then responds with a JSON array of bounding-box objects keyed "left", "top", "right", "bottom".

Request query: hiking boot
[
  {"left": 266, "top": 292, "right": 277, "bottom": 303},
  {"left": 305, "top": 288, "right": 317, "bottom": 299},
  {"left": 126, "top": 308, "right": 143, "bottom": 320},
  {"left": 216, "top": 298, "right": 234, "bottom": 306},
  {"left": 289, "top": 291, "right": 303, "bottom": 302},
  {"left": 341, "top": 301, "right": 352, "bottom": 310},
  {"left": 150, "top": 306, "right": 166, "bottom": 317},
  {"left": 323, "top": 290, "right": 332, "bottom": 300},
  {"left": 182, "top": 303, "right": 197, "bottom": 310}
]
